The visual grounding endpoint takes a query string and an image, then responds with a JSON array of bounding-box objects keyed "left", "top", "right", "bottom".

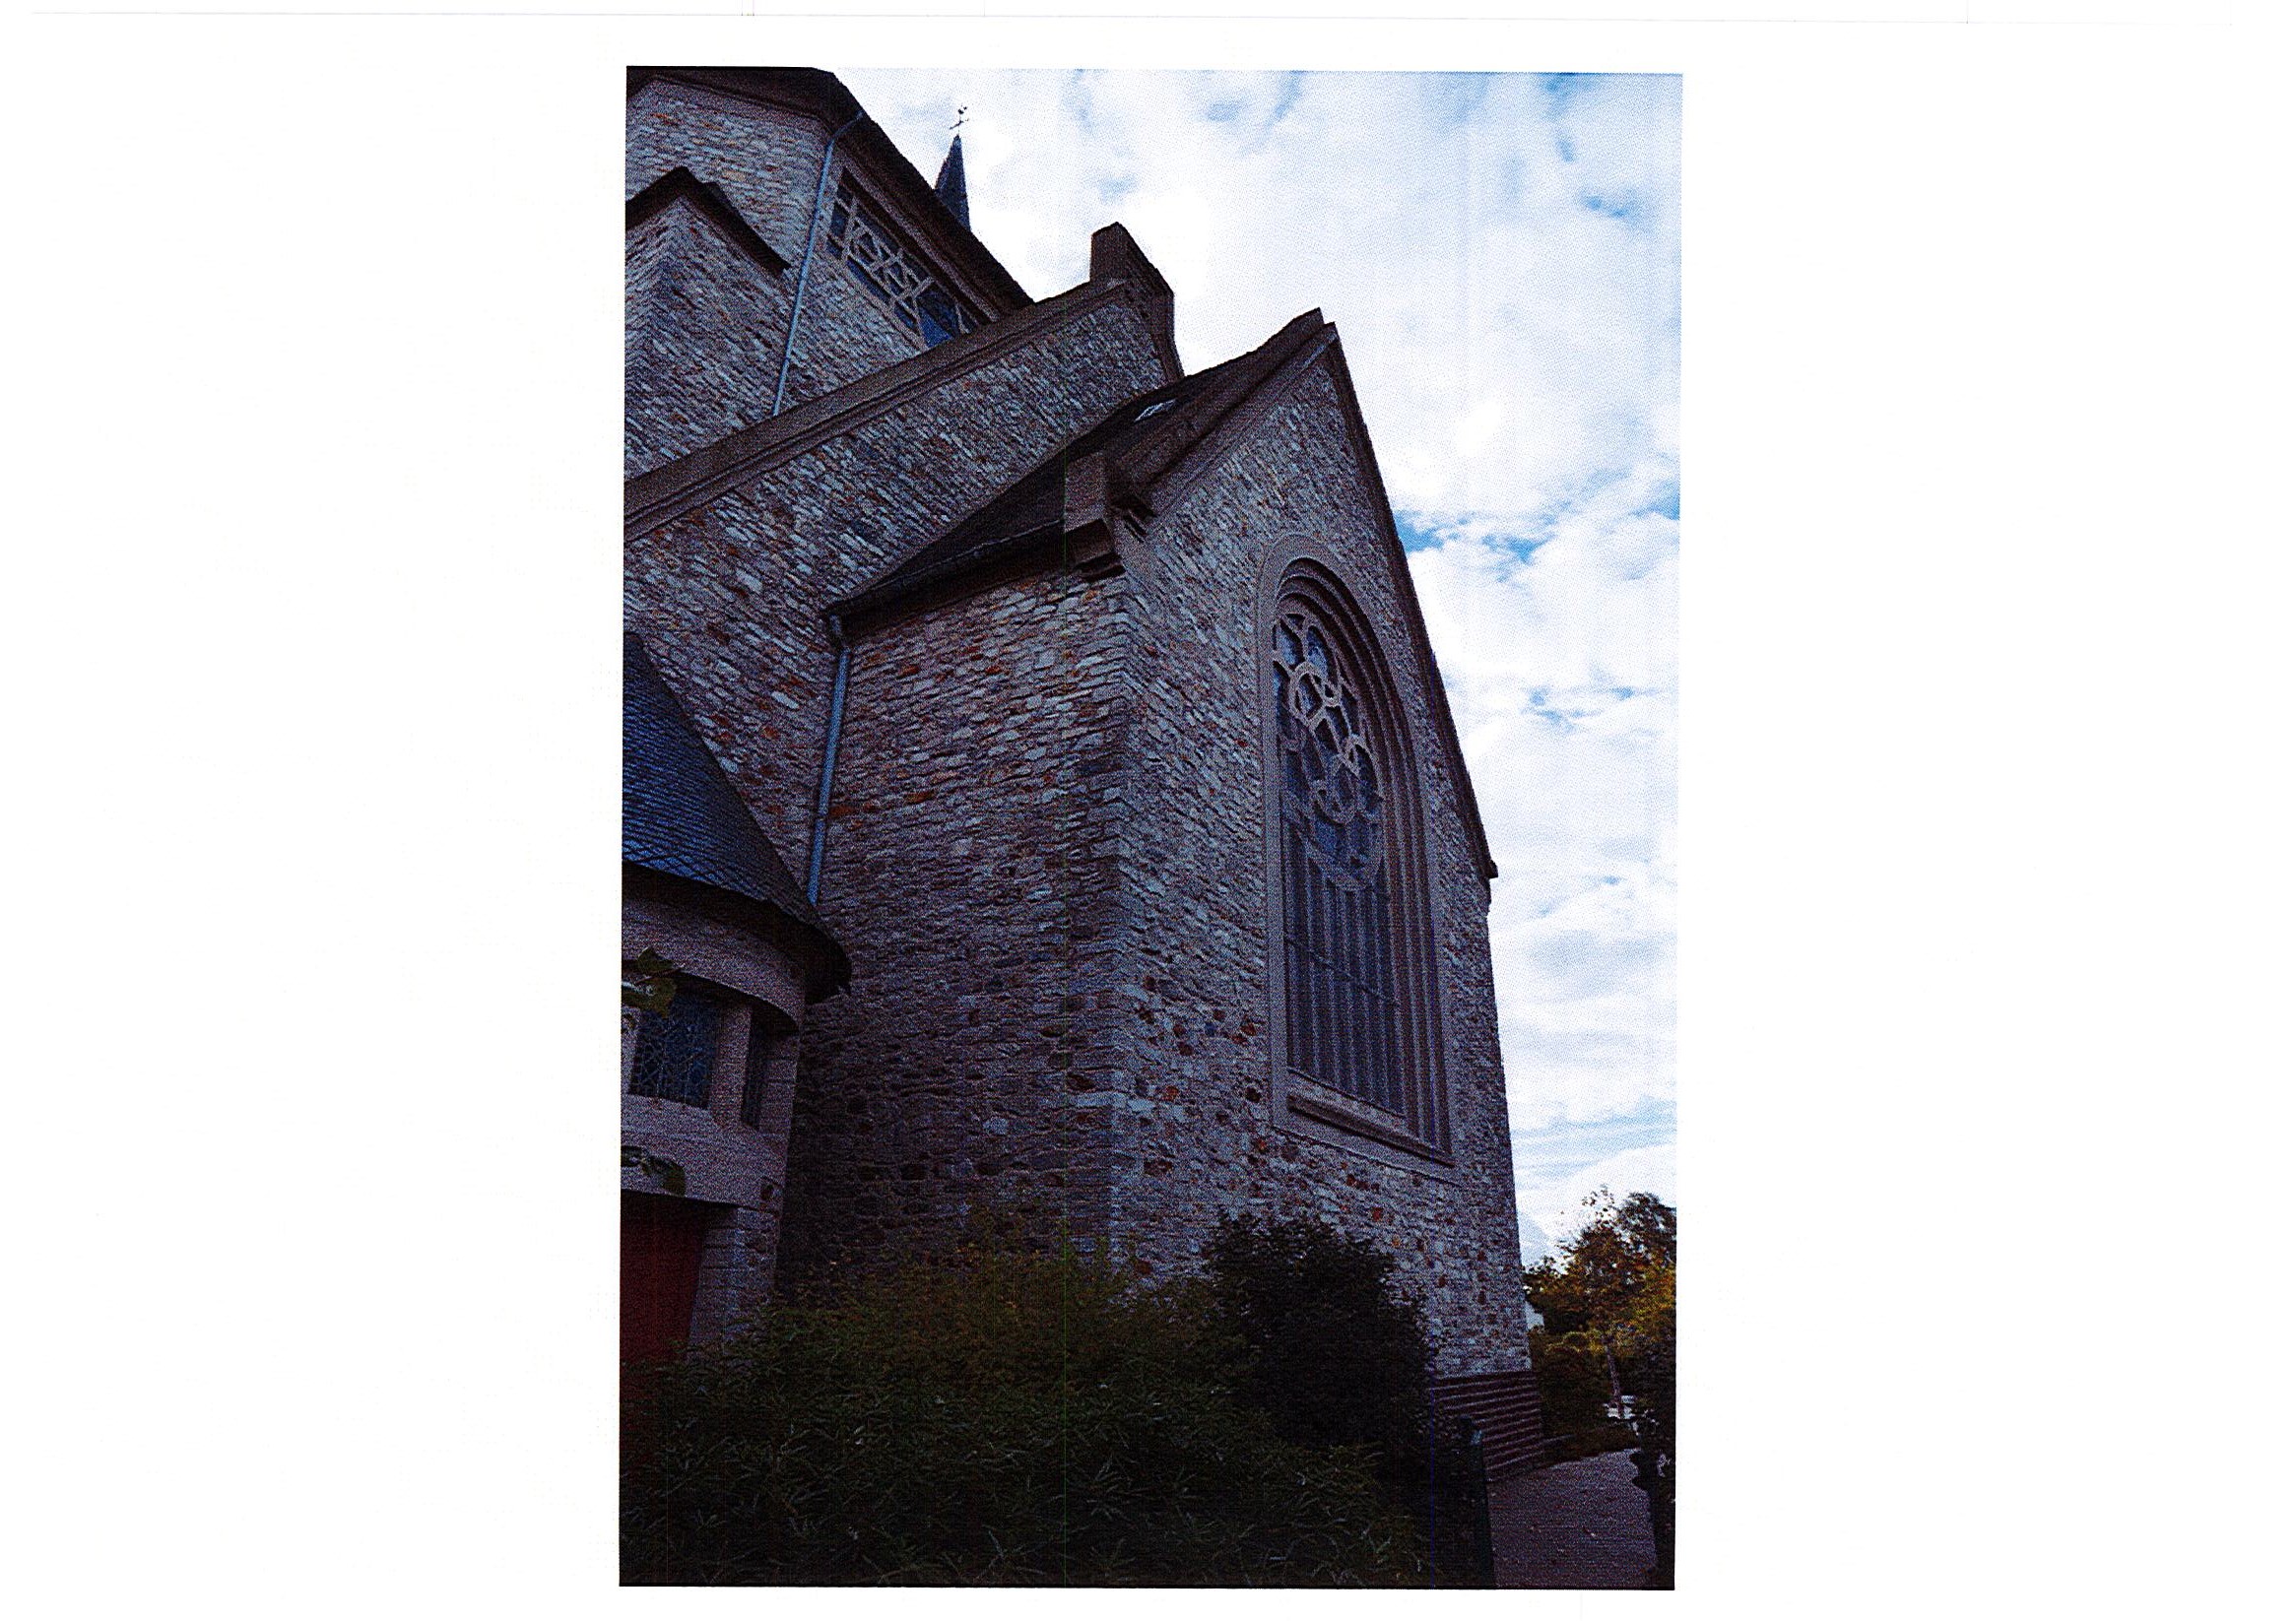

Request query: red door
[{"left": 621, "top": 1193, "right": 708, "bottom": 1366}]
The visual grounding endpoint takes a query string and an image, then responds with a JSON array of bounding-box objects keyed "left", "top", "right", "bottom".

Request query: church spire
[{"left": 934, "top": 117, "right": 970, "bottom": 231}]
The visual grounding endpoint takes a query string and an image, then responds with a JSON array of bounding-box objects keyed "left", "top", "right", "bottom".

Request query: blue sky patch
[{"left": 1579, "top": 190, "right": 1647, "bottom": 227}]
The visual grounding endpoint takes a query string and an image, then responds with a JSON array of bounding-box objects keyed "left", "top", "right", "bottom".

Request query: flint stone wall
[
  {"left": 746, "top": 357, "right": 1528, "bottom": 1373},
  {"left": 777, "top": 565, "right": 1137, "bottom": 1281}
]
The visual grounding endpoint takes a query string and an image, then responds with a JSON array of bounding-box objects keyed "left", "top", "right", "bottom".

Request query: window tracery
[
  {"left": 1270, "top": 587, "right": 1444, "bottom": 1149},
  {"left": 628, "top": 981, "right": 725, "bottom": 1108},
  {"left": 826, "top": 176, "right": 980, "bottom": 347}
]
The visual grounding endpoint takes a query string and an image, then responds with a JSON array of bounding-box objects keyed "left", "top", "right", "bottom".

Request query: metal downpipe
[
  {"left": 772, "top": 110, "right": 865, "bottom": 418},
  {"left": 805, "top": 616, "right": 851, "bottom": 906}
]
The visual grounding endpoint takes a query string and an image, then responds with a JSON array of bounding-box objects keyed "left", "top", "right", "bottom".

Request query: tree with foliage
[{"left": 1523, "top": 1189, "right": 1674, "bottom": 1588}]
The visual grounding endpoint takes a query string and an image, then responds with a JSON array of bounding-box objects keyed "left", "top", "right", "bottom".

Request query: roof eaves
[{"left": 832, "top": 521, "right": 1067, "bottom": 635}]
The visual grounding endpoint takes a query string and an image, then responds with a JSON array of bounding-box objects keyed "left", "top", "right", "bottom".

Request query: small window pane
[
  {"left": 828, "top": 174, "right": 981, "bottom": 349},
  {"left": 629, "top": 986, "right": 723, "bottom": 1108}
]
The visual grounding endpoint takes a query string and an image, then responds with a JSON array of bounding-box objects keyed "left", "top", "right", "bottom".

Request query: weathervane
[{"left": 951, "top": 105, "right": 968, "bottom": 133}]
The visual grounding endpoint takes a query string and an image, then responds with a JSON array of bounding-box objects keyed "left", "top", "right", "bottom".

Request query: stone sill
[{"left": 1284, "top": 1079, "right": 1454, "bottom": 1167}]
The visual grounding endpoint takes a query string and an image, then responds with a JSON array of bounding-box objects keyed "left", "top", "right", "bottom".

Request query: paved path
[{"left": 1487, "top": 1449, "right": 1656, "bottom": 1589}]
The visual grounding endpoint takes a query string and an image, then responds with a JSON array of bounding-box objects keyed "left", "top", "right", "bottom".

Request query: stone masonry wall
[
  {"left": 624, "top": 294, "right": 1170, "bottom": 874},
  {"left": 776, "top": 566, "right": 1137, "bottom": 1281},
  {"left": 1101, "top": 358, "right": 1529, "bottom": 1377},
  {"left": 625, "top": 198, "right": 796, "bottom": 476},
  {"left": 626, "top": 286, "right": 1168, "bottom": 1290},
  {"left": 627, "top": 79, "right": 967, "bottom": 416}
]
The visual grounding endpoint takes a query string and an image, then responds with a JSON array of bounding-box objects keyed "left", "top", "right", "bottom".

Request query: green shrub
[
  {"left": 1200, "top": 1215, "right": 1491, "bottom": 1588},
  {"left": 621, "top": 1242, "right": 1425, "bottom": 1586},
  {"left": 1199, "top": 1216, "right": 1431, "bottom": 1486},
  {"left": 1528, "top": 1328, "right": 1615, "bottom": 1436}
]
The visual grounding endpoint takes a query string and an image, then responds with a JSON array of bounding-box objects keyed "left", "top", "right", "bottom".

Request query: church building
[{"left": 623, "top": 66, "right": 1539, "bottom": 1460}]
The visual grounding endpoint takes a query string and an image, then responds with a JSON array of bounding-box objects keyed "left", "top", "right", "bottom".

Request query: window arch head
[{"left": 1268, "top": 563, "right": 1449, "bottom": 1155}]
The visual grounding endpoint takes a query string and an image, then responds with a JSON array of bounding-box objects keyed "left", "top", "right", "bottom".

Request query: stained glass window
[{"left": 628, "top": 983, "right": 724, "bottom": 1108}]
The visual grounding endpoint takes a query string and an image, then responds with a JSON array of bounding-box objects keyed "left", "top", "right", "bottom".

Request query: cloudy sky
[{"left": 847, "top": 68, "right": 1679, "bottom": 1264}]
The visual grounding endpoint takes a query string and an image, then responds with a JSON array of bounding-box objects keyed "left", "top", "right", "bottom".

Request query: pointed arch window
[{"left": 1270, "top": 570, "right": 1450, "bottom": 1155}]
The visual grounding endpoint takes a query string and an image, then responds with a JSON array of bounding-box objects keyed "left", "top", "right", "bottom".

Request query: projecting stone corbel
[{"left": 1062, "top": 449, "right": 1133, "bottom": 580}]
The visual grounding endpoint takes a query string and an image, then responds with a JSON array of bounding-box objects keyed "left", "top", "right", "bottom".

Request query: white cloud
[
  {"left": 1410, "top": 455, "right": 1677, "bottom": 1144},
  {"left": 850, "top": 69, "right": 1677, "bottom": 505}
]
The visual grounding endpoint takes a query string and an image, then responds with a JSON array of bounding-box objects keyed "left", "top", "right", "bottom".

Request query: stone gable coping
[
  {"left": 625, "top": 164, "right": 791, "bottom": 277},
  {"left": 624, "top": 275, "right": 1172, "bottom": 542},
  {"left": 1121, "top": 311, "right": 1334, "bottom": 526},
  {"left": 1089, "top": 223, "right": 1182, "bottom": 385}
]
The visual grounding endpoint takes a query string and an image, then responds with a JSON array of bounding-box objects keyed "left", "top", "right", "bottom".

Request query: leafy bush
[
  {"left": 622, "top": 1241, "right": 1426, "bottom": 1586},
  {"left": 1199, "top": 1215, "right": 1431, "bottom": 1485},
  {"left": 1527, "top": 1328, "right": 1615, "bottom": 1436},
  {"left": 1200, "top": 1215, "right": 1490, "bottom": 1587}
]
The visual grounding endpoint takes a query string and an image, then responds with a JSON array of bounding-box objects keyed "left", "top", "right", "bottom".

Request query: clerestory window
[
  {"left": 825, "top": 176, "right": 980, "bottom": 348},
  {"left": 1269, "top": 568, "right": 1449, "bottom": 1155}
]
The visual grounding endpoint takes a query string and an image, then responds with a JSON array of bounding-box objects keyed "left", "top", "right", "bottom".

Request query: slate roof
[
  {"left": 833, "top": 308, "right": 1331, "bottom": 625},
  {"left": 623, "top": 635, "right": 848, "bottom": 993}
]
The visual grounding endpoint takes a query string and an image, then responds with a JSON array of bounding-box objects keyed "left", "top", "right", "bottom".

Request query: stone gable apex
[
  {"left": 816, "top": 308, "right": 1499, "bottom": 885},
  {"left": 626, "top": 164, "right": 791, "bottom": 277}
]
